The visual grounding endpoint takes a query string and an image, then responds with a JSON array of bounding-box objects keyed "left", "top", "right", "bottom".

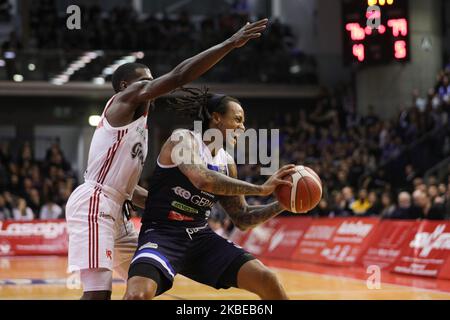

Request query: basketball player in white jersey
[{"left": 65, "top": 18, "right": 269, "bottom": 300}]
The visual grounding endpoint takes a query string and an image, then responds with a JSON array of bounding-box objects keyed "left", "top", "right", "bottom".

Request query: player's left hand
[{"left": 227, "top": 18, "right": 269, "bottom": 48}]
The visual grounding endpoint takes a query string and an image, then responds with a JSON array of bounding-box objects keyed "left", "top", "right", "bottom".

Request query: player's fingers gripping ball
[{"left": 275, "top": 166, "right": 322, "bottom": 213}]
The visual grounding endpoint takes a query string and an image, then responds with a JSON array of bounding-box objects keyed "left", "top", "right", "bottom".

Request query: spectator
[
  {"left": 438, "top": 76, "right": 450, "bottom": 101},
  {"left": 0, "top": 194, "right": 12, "bottom": 220},
  {"left": 379, "top": 192, "right": 396, "bottom": 218},
  {"left": 340, "top": 186, "right": 355, "bottom": 215},
  {"left": 312, "top": 199, "right": 331, "bottom": 217},
  {"left": 413, "top": 189, "right": 446, "bottom": 220},
  {"left": 40, "top": 194, "right": 63, "bottom": 220},
  {"left": 351, "top": 189, "right": 371, "bottom": 215},
  {"left": 391, "top": 192, "right": 415, "bottom": 219},
  {"left": 403, "top": 164, "right": 417, "bottom": 190},
  {"left": 366, "top": 191, "right": 382, "bottom": 216},
  {"left": 12, "top": 198, "right": 34, "bottom": 221},
  {"left": 27, "top": 188, "right": 42, "bottom": 219}
]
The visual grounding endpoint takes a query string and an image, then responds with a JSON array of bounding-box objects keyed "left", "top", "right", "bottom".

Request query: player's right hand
[
  {"left": 259, "top": 164, "right": 296, "bottom": 197},
  {"left": 227, "top": 18, "right": 269, "bottom": 48}
]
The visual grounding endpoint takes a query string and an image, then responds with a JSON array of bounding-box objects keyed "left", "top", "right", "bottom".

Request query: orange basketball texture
[{"left": 275, "top": 166, "right": 322, "bottom": 213}]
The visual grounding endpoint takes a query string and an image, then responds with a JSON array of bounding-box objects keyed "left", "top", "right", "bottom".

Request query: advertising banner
[
  {"left": 392, "top": 221, "right": 450, "bottom": 278},
  {"left": 0, "top": 220, "right": 68, "bottom": 256}
]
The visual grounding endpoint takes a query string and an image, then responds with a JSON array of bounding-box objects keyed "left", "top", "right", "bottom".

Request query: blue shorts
[{"left": 128, "top": 221, "right": 254, "bottom": 295}]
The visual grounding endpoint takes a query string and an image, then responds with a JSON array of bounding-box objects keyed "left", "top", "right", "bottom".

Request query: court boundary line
[{"left": 269, "top": 266, "right": 450, "bottom": 297}]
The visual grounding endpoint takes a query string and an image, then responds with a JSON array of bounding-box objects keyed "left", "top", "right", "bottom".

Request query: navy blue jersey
[{"left": 142, "top": 130, "right": 232, "bottom": 228}]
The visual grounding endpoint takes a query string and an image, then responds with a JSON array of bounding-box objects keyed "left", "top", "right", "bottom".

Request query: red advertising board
[
  {"left": 357, "top": 220, "right": 420, "bottom": 270},
  {"left": 392, "top": 221, "right": 450, "bottom": 278},
  {"left": 292, "top": 218, "right": 379, "bottom": 266},
  {"left": 438, "top": 255, "right": 450, "bottom": 280},
  {"left": 229, "top": 228, "right": 251, "bottom": 247},
  {"left": 291, "top": 218, "right": 341, "bottom": 263},
  {"left": 264, "top": 217, "right": 312, "bottom": 260},
  {"left": 317, "top": 218, "right": 380, "bottom": 266},
  {"left": 0, "top": 220, "right": 68, "bottom": 256},
  {"left": 240, "top": 219, "right": 282, "bottom": 256}
]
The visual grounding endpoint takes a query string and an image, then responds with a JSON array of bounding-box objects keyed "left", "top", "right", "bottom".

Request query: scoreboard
[{"left": 342, "top": 0, "right": 410, "bottom": 65}]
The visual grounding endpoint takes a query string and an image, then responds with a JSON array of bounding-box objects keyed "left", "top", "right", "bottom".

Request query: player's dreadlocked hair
[{"left": 167, "top": 87, "right": 241, "bottom": 133}]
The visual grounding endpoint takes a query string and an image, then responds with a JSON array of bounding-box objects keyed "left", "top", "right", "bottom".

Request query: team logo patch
[{"left": 106, "top": 249, "right": 112, "bottom": 260}]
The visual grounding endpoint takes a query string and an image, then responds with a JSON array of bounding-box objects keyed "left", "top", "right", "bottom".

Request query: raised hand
[{"left": 227, "top": 18, "right": 269, "bottom": 48}]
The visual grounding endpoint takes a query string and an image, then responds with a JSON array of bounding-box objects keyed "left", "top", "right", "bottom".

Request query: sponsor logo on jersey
[
  {"left": 171, "top": 201, "right": 198, "bottom": 214},
  {"left": 136, "top": 126, "right": 147, "bottom": 141},
  {"left": 131, "top": 142, "right": 145, "bottom": 166},
  {"left": 168, "top": 211, "right": 195, "bottom": 222},
  {"left": 172, "top": 186, "right": 191, "bottom": 199},
  {"left": 99, "top": 212, "right": 115, "bottom": 221},
  {"left": 201, "top": 190, "right": 215, "bottom": 198},
  {"left": 185, "top": 224, "right": 208, "bottom": 240},
  {"left": 172, "top": 187, "right": 215, "bottom": 208}
]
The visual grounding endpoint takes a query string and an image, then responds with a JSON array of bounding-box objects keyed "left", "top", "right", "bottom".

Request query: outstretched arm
[
  {"left": 218, "top": 163, "right": 287, "bottom": 231},
  {"left": 120, "top": 19, "right": 268, "bottom": 107},
  {"left": 159, "top": 130, "right": 295, "bottom": 197}
]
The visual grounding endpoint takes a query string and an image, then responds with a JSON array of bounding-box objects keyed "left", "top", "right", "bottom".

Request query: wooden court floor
[{"left": 1, "top": 256, "right": 450, "bottom": 300}]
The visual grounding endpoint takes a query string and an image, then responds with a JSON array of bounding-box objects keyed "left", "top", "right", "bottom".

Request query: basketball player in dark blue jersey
[{"left": 123, "top": 88, "right": 295, "bottom": 300}]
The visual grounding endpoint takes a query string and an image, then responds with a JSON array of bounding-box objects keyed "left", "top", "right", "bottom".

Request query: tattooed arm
[
  {"left": 218, "top": 163, "right": 287, "bottom": 231},
  {"left": 158, "top": 130, "right": 295, "bottom": 197}
]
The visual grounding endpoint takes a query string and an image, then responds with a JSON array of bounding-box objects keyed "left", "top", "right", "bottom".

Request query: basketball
[{"left": 275, "top": 166, "right": 322, "bottom": 214}]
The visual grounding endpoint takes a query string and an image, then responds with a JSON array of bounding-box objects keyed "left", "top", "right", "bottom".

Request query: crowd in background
[
  {"left": 229, "top": 62, "right": 450, "bottom": 232},
  {"left": 0, "top": 141, "right": 77, "bottom": 221},
  {"left": 0, "top": 1, "right": 315, "bottom": 84},
  {"left": 1, "top": 63, "right": 449, "bottom": 223}
]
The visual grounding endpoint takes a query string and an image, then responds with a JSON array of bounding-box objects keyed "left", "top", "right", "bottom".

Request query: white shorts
[{"left": 66, "top": 183, "right": 138, "bottom": 281}]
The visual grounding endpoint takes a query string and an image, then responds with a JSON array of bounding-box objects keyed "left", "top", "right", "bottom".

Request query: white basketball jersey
[
  {"left": 84, "top": 95, "right": 148, "bottom": 201},
  {"left": 191, "top": 130, "right": 232, "bottom": 175}
]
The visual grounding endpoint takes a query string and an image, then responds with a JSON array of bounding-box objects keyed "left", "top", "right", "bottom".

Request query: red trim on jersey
[
  {"left": 99, "top": 129, "right": 128, "bottom": 185},
  {"left": 96, "top": 129, "right": 127, "bottom": 184},
  {"left": 98, "top": 131, "right": 122, "bottom": 184},
  {"left": 97, "top": 146, "right": 113, "bottom": 184}
]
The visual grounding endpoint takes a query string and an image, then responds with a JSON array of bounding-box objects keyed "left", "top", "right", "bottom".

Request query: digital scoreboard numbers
[{"left": 342, "top": 0, "right": 410, "bottom": 65}]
